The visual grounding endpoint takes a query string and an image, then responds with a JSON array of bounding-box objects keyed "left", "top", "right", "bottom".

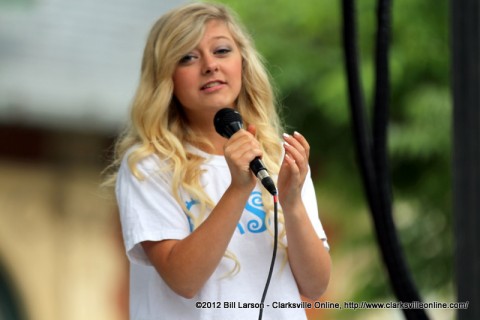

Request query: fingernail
[
  {"left": 283, "top": 133, "right": 290, "bottom": 139},
  {"left": 283, "top": 141, "right": 291, "bottom": 147},
  {"left": 294, "top": 131, "right": 301, "bottom": 137},
  {"left": 285, "top": 153, "right": 295, "bottom": 162}
]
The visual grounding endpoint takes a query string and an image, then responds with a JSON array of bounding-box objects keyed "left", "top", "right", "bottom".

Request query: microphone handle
[
  {"left": 249, "top": 157, "right": 267, "bottom": 177},
  {"left": 250, "top": 157, "right": 277, "bottom": 196},
  {"left": 216, "top": 114, "right": 277, "bottom": 195}
]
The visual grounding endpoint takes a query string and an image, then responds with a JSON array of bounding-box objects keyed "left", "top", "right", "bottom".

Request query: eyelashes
[
  {"left": 215, "top": 47, "right": 232, "bottom": 55},
  {"left": 179, "top": 54, "right": 196, "bottom": 64},
  {"left": 178, "top": 47, "right": 233, "bottom": 65}
]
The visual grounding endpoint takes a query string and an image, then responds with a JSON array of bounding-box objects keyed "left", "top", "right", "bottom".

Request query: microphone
[{"left": 214, "top": 108, "right": 277, "bottom": 196}]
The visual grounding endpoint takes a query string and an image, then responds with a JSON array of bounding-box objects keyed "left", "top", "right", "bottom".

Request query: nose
[{"left": 202, "top": 55, "right": 219, "bottom": 75}]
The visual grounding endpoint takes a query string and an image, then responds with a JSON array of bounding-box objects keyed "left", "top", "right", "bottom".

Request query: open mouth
[{"left": 201, "top": 81, "right": 225, "bottom": 90}]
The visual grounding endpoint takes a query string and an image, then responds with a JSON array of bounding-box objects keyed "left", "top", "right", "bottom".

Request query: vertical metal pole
[{"left": 451, "top": 0, "right": 480, "bottom": 319}]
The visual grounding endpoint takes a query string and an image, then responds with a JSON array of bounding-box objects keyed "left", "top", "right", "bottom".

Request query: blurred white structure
[{"left": 0, "top": 0, "right": 187, "bottom": 133}]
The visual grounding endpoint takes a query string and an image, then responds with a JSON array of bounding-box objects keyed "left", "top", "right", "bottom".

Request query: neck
[
  {"left": 184, "top": 109, "right": 228, "bottom": 155},
  {"left": 195, "top": 129, "right": 227, "bottom": 155}
]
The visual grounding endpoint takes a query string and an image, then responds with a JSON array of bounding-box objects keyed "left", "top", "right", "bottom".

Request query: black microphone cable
[
  {"left": 213, "top": 108, "right": 279, "bottom": 320},
  {"left": 258, "top": 194, "right": 279, "bottom": 320}
]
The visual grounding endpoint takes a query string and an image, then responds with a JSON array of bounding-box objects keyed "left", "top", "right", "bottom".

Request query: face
[{"left": 172, "top": 19, "right": 243, "bottom": 123}]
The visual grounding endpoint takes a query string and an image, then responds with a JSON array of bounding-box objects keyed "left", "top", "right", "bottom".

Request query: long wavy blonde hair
[{"left": 106, "top": 2, "right": 286, "bottom": 273}]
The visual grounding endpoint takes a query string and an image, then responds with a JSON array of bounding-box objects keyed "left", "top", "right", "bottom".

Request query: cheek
[
  {"left": 230, "top": 61, "right": 243, "bottom": 93},
  {"left": 172, "top": 71, "right": 186, "bottom": 91},
  {"left": 172, "top": 71, "right": 194, "bottom": 101}
]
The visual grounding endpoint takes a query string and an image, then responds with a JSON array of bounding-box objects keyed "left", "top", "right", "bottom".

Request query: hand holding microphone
[{"left": 214, "top": 108, "right": 277, "bottom": 196}]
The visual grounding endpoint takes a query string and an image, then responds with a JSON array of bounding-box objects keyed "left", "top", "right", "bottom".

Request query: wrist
[
  {"left": 228, "top": 174, "right": 256, "bottom": 194},
  {"left": 279, "top": 196, "right": 304, "bottom": 215},
  {"left": 226, "top": 182, "right": 255, "bottom": 198}
]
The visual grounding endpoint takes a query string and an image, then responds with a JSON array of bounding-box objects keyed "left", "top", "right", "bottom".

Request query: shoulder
[
  {"left": 115, "top": 146, "right": 177, "bottom": 193},
  {"left": 119, "top": 145, "right": 169, "bottom": 177}
]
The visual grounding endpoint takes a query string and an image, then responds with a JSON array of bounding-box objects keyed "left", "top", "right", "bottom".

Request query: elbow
[
  {"left": 301, "top": 277, "right": 330, "bottom": 301},
  {"left": 301, "top": 257, "right": 331, "bottom": 300},
  {"left": 168, "top": 282, "right": 201, "bottom": 300},
  {"left": 176, "top": 290, "right": 197, "bottom": 300}
]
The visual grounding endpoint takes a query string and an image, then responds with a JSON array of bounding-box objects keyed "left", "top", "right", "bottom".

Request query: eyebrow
[{"left": 210, "top": 35, "right": 233, "bottom": 41}]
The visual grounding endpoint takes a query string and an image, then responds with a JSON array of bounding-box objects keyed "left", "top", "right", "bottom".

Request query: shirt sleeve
[
  {"left": 115, "top": 154, "right": 191, "bottom": 266},
  {"left": 302, "top": 167, "right": 330, "bottom": 251}
]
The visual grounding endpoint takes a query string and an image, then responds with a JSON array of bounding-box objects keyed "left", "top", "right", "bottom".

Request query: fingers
[
  {"left": 278, "top": 131, "right": 310, "bottom": 206},
  {"left": 224, "top": 128, "right": 262, "bottom": 190},
  {"left": 224, "top": 128, "right": 262, "bottom": 165},
  {"left": 282, "top": 131, "right": 310, "bottom": 172}
]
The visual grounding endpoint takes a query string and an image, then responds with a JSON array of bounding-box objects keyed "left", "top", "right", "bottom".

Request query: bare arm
[
  {"left": 278, "top": 132, "right": 331, "bottom": 300},
  {"left": 142, "top": 184, "right": 251, "bottom": 298},
  {"left": 142, "top": 128, "right": 261, "bottom": 299},
  {"left": 282, "top": 200, "right": 331, "bottom": 300}
]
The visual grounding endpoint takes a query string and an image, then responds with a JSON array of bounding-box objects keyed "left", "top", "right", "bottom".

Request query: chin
[{"left": 210, "top": 100, "right": 235, "bottom": 109}]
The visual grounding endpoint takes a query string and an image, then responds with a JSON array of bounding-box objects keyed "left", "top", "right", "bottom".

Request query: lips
[{"left": 201, "top": 80, "right": 226, "bottom": 90}]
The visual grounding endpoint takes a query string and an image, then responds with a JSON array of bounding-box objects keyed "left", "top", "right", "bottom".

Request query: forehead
[{"left": 199, "top": 19, "right": 235, "bottom": 43}]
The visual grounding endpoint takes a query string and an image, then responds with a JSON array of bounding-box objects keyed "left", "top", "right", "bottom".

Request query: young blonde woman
[{"left": 110, "top": 2, "right": 331, "bottom": 319}]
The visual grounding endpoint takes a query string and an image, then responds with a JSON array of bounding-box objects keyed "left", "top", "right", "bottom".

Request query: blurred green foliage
[{"left": 221, "top": 0, "right": 452, "bottom": 316}]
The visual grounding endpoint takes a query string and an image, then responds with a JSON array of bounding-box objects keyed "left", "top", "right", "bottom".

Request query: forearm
[
  {"left": 283, "top": 201, "right": 331, "bottom": 300},
  {"left": 143, "top": 185, "right": 251, "bottom": 298}
]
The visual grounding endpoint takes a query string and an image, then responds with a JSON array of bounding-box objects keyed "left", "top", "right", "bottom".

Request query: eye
[
  {"left": 215, "top": 47, "right": 232, "bottom": 56},
  {"left": 179, "top": 54, "right": 197, "bottom": 65}
]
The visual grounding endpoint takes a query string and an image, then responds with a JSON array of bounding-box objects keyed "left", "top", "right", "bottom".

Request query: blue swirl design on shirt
[
  {"left": 236, "top": 222, "right": 246, "bottom": 235},
  {"left": 244, "top": 191, "right": 266, "bottom": 233},
  {"left": 184, "top": 191, "right": 267, "bottom": 235},
  {"left": 184, "top": 199, "right": 198, "bottom": 232}
]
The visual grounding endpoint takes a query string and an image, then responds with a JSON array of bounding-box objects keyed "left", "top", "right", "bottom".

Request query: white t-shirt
[{"left": 116, "top": 145, "right": 329, "bottom": 320}]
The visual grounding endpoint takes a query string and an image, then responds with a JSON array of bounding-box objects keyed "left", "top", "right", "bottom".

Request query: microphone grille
[{"left": 214, "top": 108, "right": 243, "bottom": 138}]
